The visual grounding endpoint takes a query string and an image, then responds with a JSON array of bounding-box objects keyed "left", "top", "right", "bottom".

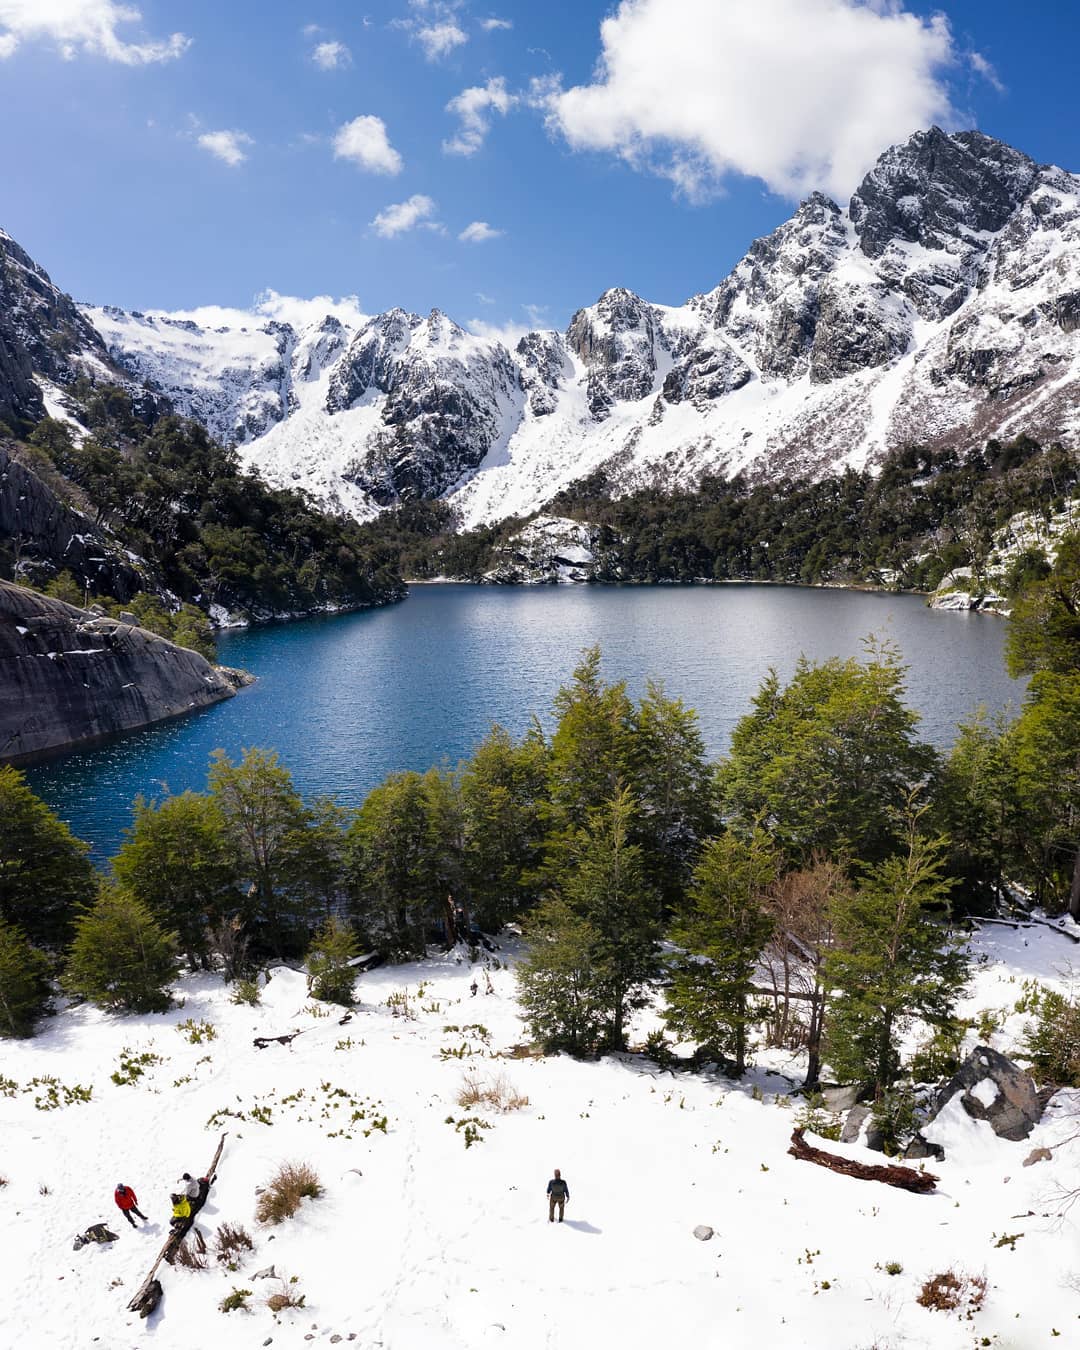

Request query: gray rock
[
  {"left": 840, "top": 1104, "right": 872, "bottom": 1144},
  {"left": 253, "top": 1266, "right": 276, "bottom": 1280},
  {"left": 0, "top": 581, "right": 241, "bottom": 766},
  {"left": 819, "top": 1083, "right": 870, "bottom": 1112},
  {"left": 1022, "top": 1146, "right": 1052, "bottom": 1167},
  {"left": 927, "top": 1046, "right": 1042, "bottom": 1142},
  {"left": 692, "top": 1225, "right": 714, "bottom": 1241},
  {"left": 904, "top": 1133, "right": 946, "bottom": 1161}
]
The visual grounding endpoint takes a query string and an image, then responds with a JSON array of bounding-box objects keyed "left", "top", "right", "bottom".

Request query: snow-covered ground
[{"left": 3, "top": 925, "right": 1080, "bottom": 1350}]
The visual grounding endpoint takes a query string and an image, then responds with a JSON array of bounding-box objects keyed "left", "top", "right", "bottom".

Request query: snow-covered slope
[
  {"left": 78, "top": 128, "right": 1080, "bottom": 528},
  {"left": 3, "top": 924, "right": 1080, "bottom": 1349}
]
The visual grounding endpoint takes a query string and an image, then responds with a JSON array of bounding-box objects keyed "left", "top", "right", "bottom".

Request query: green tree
[
  {"left": 561, "top": 787, "right": 661, "bottom": 1051},
  {"left": 306, "top": 918, "right": 360, "bottom": 1006},
  {"left": 665, "top": 831, "right": 777, "bottom": 1075},
  {"left": 112, "top": 792, "right": 240, "bottom": 969},
  {"left": 0, "top": 917, "right": 51, "bottom": 1037},
  {"left": 937, "top": 708, "right": 1022, "bottom": 911},
  {"left": 0, "top": 765, "right": 98, "bottom": 948},
  {"left": 825, "top": 827, "right": 967, "bottom": 1095},
  {"left": 1006, "top": 531, "right": 1080, "bottom": 677},
  {"left": 719, "top": 640, "right": 936, "bottom": 865},
  {"left": 63, "top": 886, "right": 178, "bottom": 1013},
  {"left": 515, "top": 896, "right": 607, "bottom": 1055},
  {"left": 460, "top": 723, "right": 549, "bottom": 931},
  {"left": 290, "top": 796, "right": 354, "bottom": 922},
  {"left": 547, "top": 646, "right": 637, "bottom": 835},
  {"left": 347, "top": 768, "right": 463, "bottom": 955},
  {"left": 208, "top": 748, "right": 313, "bottom": 957},
  {"left": 631, "top": 679, "right": 717, "bottom": 908}
]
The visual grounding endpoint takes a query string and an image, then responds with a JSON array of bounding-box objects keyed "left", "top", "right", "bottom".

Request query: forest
[{"left": 4, "top": 516, "right": 1080, "bottom": 1146}]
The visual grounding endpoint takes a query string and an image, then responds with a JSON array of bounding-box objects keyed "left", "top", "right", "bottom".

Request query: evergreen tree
[
  {"left": 460, "top": 723, "right": 548, "bottom": 931},
  {"left": 1006, "top": 531, "right": 1080, "bottom": 677},
  {"left": 346, "top": 768, "right": 463, "bottom": 955},
  {"left": 112, "top": 791, "right": 240, "bottom": 969},
  {"left": 208, "top": 748, "right": 313, "bottom": 957},
  {"left": 289, "top": 795, "right": 354, "bottom": 921},
  {"left": 0, "top": 765, "right": 98, "bottom": 948},
  {"left": 546, "top": 646, "right": 637, "bottom": 836},
  {"left": 719, "top": 641, "right": 936, "bottom": 866},
  {"left": 516, "top": 895, "right": 607, "bottom": 1055},
  {"left": 631, "top": 679, "right": 717, "bottom": 908},
  {"left": 63, "top": 886, "right": 178, "bottom": 1013},
  {"left": 824, "top": 827, "right": 968, "bottom": 1095},
  {"left": 306, "top": 918, "right": 360, "bottom": 1006},
  {"left": 665, "top": 831, "right": 777, "bottom": 1075},
  {"left": 0, "top": 917, "right": 51, "bottom": 1038}
]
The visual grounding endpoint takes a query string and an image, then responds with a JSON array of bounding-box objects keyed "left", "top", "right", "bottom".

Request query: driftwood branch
[
  {"left": 787, "top": 1128, "right": 938, "bottom": 1193},
  {"left": 253, "top": 1032, "right": 300, "bottom": 1049}
]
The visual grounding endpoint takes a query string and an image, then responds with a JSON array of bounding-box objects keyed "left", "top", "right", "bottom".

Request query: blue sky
[{"left": 1, "top": 1, "right": 1077, "bottom": 334}]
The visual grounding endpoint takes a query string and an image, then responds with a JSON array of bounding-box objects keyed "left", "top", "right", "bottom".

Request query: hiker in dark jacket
[
  {"left": 547, "top": 1169, "right": 569, "bottom": 1223},
  {"left": 114, "top": 1183, "right": 147, "bottom": 1227}
]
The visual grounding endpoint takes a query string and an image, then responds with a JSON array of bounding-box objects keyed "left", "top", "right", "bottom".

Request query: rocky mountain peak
[
  {"left": 566, "top": 288, "right": 665, "bottom": 418},
  {"left": 850, "top": 126, "right": 1037, "bottom": 260}
]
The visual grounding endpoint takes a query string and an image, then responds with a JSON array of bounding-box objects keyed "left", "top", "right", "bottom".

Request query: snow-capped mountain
[{"left": 11, "top": 128, "right": 1080, "bottom": 527}]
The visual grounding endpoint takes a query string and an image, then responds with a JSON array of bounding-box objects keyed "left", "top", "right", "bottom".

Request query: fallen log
[
  {"left": 787, "top": 1128, "right": 938, "bottom": 1193},
  {"left": 126, "top": 1132, "right": 227, "bottom": 1315},
  {"left": 253, "top": 1032, "right": 300, "bottom": 1049}
]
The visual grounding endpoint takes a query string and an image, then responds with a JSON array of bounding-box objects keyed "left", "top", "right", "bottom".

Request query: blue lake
[{"left": 25, "top": 584, "right": 1022, "bottom": 860}]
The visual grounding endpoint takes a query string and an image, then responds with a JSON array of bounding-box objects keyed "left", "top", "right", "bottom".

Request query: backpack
[
  {"left": 74, "top": 1223, "right": 118, "bottom": 1250},
  {"left": 549, "top": 1178, "right": 568, "bottom": 1200}
]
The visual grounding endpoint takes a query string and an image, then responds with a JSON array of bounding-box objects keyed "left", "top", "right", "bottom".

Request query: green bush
[{"left": 63, "top": 886, "right": 178, "bottom": 1013}]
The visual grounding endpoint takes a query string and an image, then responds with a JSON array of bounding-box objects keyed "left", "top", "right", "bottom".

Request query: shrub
[
  {"left": 266, "top": 1275, "right": 305, "bottom": 1312},
  {"left": 255, "top": 1162, "right": 323, "bottom": 1225},
  {"left": 111, "top": 1048, "right": 165, "bottom": 1087},
  {"left": 306, "top": 919, "right": 359, "bottom": 1006},
  {"left": 219, "top": 1287, "right": 252, "bottom": 1313},
  {"left": 174, "top": 1238, "right": 208, "bottom": 1271},
  {"left": 176, "top": 1018, "right": 216, "bottom": 1044},
  {"left": 916, "top": 1268, "right": 988, "bottom": 1315},
  {"left": 230, "top": 979, "right": 261, "bottom": 1007},
  {"left": 457, "top": 1071, "right": 529, "bottom": 1113},
  {"left": 1020, "top": 984, "right": 1080, "bottom": 1086},
  {"left": 909, "top": 1020, "right": 967, "bottom": 1082},
  {"left": 214, "top": 1223, "right": 254, "bottom": 1262},
  {"left": 870, "top": 1084, "right": 920, "bottom": 1156},
  {"left": 793, "top": 1092, "right": 842, "bottom": 1142},
  {"left": 884, "top": 1261, "right": 903, "bottom": 1276},
  {"left": 0, "top": 918, "right": 52, "bottom": 1038}
]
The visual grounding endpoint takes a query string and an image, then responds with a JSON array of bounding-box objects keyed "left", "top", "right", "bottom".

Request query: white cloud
[
  {"left": 475, "top": 292, "right": 495, "bottom": 305},
  {"left": 197, "top": 130, "right": 253, "bottom": 167},
  {"left": 459, "top": 220, "right": 503, "bottom": 243},
  {"left": 149, "top": 292, "right": 368, "bottom": 331},
  {"left": 544, "top": 0, "right": 958, "bottom": 201},
  {"left": 0, "top": 0, "right": 189, "bottom": 64},
  {"left": 466, "top": 317, "right": 532, "bottom": 347},
  {"left": 312, "top": 40, "right": 351, "bottom": 71},
  {"left": 480, "top": 17, "right": 512, "bottom": 31},
  {"left": 333, "top": 115, "right": 403, "bottom": 175},
  {"left": 417, "top": 22, "right": 467, "bottom": 61},
  {"left": 969, "top": 50, "right": 1005, "bottom": 94},
  {"left": 443, "top": 76, "right": 516, "bottom": 156},
  {"left": 371, "top": 194, "right": 439, "bottom": 238}
]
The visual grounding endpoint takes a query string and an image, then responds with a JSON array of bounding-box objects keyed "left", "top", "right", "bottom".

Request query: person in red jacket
[{"left": 114, "top": 1183, "right": 147, "bottom": 1227}]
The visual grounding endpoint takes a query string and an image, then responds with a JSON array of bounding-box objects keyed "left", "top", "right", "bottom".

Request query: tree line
[{"left": 3, "top": 529, "right": 1080, "bottom": 1108}]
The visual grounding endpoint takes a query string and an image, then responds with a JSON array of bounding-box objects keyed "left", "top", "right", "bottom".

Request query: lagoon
[{"left": 26, "top": 584, "right": 1020, "bottom": 860}]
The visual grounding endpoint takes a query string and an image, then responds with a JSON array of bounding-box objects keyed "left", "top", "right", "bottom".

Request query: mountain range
[{"left": 3, "top": 127, "right": 1080, "bottom": 531}]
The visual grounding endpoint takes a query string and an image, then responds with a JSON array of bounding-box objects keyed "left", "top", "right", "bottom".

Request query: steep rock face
[
  {"left": 483, "top": 515, "right": 596, "bottom": 584},
  {"left": 567, "top": 288, "right": 668, "bottom": 418},
  {"left": 0, "top": 581, "right": 242, "bottom": 765},
  {"left": 0, "top": 443, "right": 145, "bottom": 599},
  {"left": 0, "top": 229, "right": 117, "bottom": 427},
  {"left": 70, "top": 127, "right": 1080, "bottom": 527}
]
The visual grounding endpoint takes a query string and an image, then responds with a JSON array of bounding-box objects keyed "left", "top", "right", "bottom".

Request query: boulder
[
  {"left": 820, "top": 1083, "right": 872, "bottom": 1112},
  {"left": 904, "top": 1133, "right": 946, "bottom": 1162},
  {"left": 927, "top": 1046, "right": 1042, "bottom": 1142},
  {"left": 1022, "top": 1146, "right": 1052, "bottom": 1167},
  {"left": 840, "top": 1104, "right": 871, "bottom": 1144},
  {"left": 692, "top": 1225, "right": 714, "bottom": 1241}
]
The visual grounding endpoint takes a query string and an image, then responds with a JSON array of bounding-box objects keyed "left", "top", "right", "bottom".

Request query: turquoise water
[{"left": 25, "top": 584, "right": 1021, "bottom": 860}]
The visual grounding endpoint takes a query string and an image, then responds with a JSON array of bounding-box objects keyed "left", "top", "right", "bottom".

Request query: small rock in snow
[
  {"left": 254, "top": 1265, "right": 276, "bottom": 1279},
  {"left": 1023, "top": 1146, "right": 1053, "bottom": 1167},
  {"left": 693, "top": 1225, "right": 714, "bottom": 1241}
]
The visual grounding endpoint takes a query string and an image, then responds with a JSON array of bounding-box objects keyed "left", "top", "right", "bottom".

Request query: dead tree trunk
[
  {"left": 127, "top": 1133, "right": 227, "bottom": 1315},
  {"left": 787, "top": 1128, "right": 937, "bottom": 1193}
]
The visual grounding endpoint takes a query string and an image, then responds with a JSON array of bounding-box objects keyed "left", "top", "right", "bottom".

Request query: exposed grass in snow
[
  {"left": 3, "top": 932, "right": 1080, "bottom": 1347},
  {"left": 255, "top": 1160, "right": 323, "bottom": 1225}
]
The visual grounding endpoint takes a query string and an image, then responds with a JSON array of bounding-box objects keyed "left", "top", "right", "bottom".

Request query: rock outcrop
[
  {"left": 925, "top": 1046, "right": 1043, "bottom": 1142},
  {"left": 483, "top": 515, "right": 597, "bottom": 584},
  {"left": 0, "top": 581, "right": 245, "bottom": 765}
]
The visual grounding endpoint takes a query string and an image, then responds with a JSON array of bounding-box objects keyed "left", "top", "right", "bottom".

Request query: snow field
[{"left": 2, "top": 928, "right": 1080, "bottom": 1349}]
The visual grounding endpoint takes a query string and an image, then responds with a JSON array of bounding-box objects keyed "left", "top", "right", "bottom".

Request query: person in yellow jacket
[{"left": 169, "top": 1192, "right": 191, "bottom": 1234}]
